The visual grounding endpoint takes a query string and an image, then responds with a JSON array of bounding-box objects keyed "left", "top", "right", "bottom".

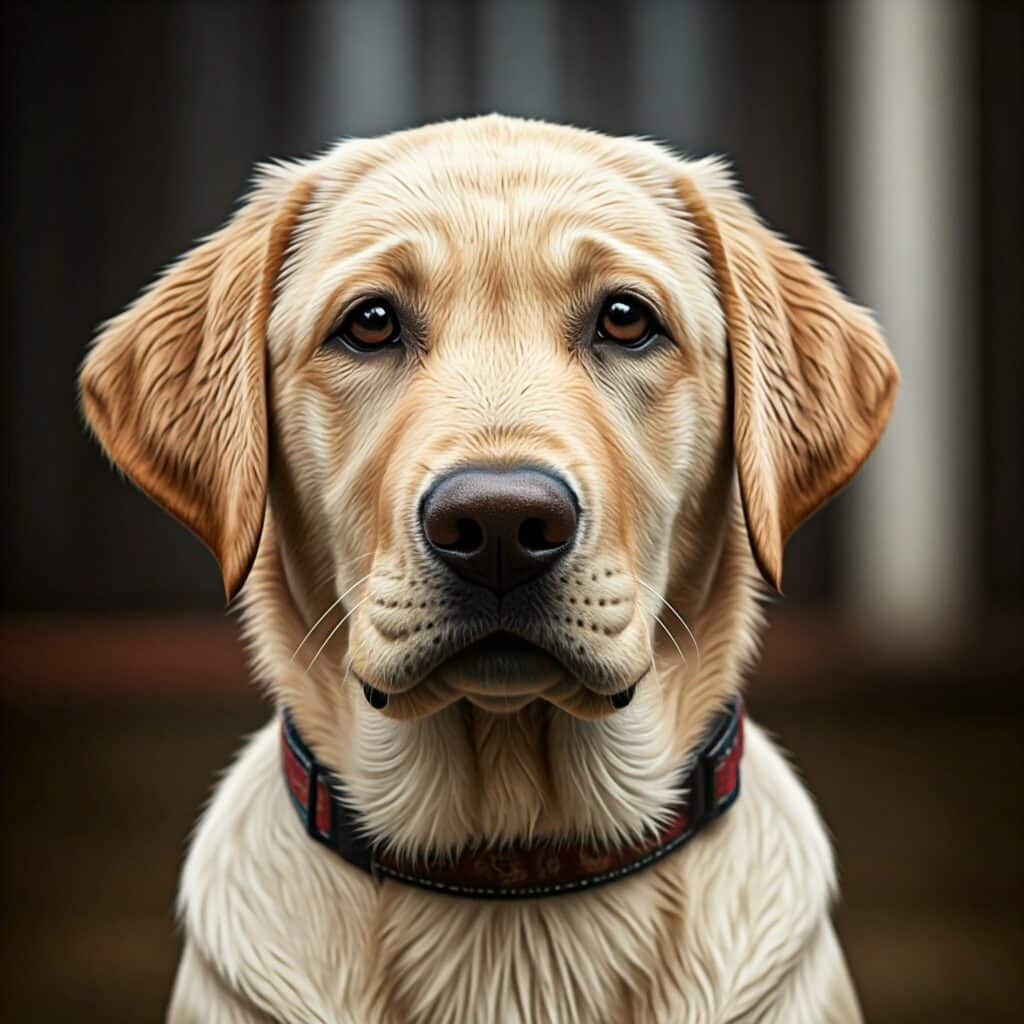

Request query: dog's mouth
[
  {"left": 359, "top": 630, "right": 639, "bottom": 715},
  {"left": 438, "top": 631, "right": 564, "bottom": 692}
]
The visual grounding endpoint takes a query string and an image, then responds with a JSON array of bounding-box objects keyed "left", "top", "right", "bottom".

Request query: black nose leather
[{"left": 420, "top": 468, "right": 578, "bottom": 595}]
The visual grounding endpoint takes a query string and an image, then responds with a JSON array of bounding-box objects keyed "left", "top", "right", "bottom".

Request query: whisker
[
  {"left": 637, "top": 604, "right": 687, "bottom": 672},
  {"left": 291, "top": 570, "right": 373, "bottom": 661},
  {"left": 306, "top": 597, "right": 369, "bottom": 674},
  {"left": 631, "top": 574, "right": 702, "bottom": 674},
  {"left": 342, "top": 633, "right": 372, "bottom": 691}
]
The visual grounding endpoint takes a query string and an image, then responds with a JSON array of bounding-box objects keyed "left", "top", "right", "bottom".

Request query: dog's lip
[
  {"left": 359, "top": 678, "right": 643, "bottom": 714},
  {"left": 459, "top": 630, "right": 546, "bottom": 652},
  {"left": 355, "top": 631, "right": 563, "bottom": 693},
  {"left": 448, "top": 630, "right": 561, "bottom": 666},
  {"left": 362, "top": 681, "right": 389, "bottom": 709},
  {"left": 435, "top": 630, "right": 567, "bottom": 696},
  {"left": 352, "top": 618, "right": 655, "bottom": 712},
  {"left": 609, "top": 682, "right": 637, "bottom": 709},
  {"left": 357, "top": 653, "right": 652, "bottom": 713}
]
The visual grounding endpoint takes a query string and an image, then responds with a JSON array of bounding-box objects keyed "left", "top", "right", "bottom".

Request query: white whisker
[
  {"left": 306, "top": 596, "right": 369, "bottom": 674},
  {"left": 632, "top": 573, "right": 702, "bottom": 674},
  {"left": 291, "top": 570, "right": 373, "bottom": 661},
  {"left": 638, "top": 604, "right": 687, "bottom": 671},
  {"left": 342, "top": 633, "right": 372, "bottom": 690}
]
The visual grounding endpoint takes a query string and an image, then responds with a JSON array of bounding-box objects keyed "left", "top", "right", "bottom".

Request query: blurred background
[{"left": 2, "top": 0, "right": 1021, "bottom": 1020}]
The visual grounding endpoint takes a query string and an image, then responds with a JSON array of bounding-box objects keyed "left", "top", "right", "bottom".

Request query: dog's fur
[{"left": 80, "top": 116, "right": 896, "bottom": 1023}]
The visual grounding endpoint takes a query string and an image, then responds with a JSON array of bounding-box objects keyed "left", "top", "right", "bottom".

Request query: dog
[{"left": 80, "top": 115, "right": 896, "bottom": 1023}]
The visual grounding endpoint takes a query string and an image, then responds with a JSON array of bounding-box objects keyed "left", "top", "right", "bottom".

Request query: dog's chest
[
  {"left": 181, "top": 721, "right": 687, "bottom": 1022},
  {"left": 357, "top": 877, "right": 682, "bottom": 1024},
  {"left": 180, "top": 719, "right": 837, "bottom": 1023}
]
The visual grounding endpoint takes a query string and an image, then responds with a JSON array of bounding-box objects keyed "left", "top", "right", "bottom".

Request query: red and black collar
[{"left": 281, "top": 700, "right": 743, "bottom": 899}]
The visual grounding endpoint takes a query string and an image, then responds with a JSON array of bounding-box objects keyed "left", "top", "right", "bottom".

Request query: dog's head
[{"left": 81, "top": 117, "right": 896, "bottom": 724}]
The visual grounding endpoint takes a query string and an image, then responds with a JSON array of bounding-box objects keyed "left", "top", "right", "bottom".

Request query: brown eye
[
  {"left": 597, "top": 295, "right": 657, "bottom": 347},
  {"left": 336, "top": 299, "right": 400, "bottom": 351}
]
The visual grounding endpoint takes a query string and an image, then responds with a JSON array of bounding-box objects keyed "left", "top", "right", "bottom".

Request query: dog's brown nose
[{"left": 420, "top": 468, "right": 578, "bottom": 595}]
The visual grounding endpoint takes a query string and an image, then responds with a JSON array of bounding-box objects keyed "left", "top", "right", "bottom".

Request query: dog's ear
[
  {"left": 80, "top": 165, "right": 315, "bottom": 601},
  {"left": 676, "top": 162, "right": 898, "bottom": 591}
]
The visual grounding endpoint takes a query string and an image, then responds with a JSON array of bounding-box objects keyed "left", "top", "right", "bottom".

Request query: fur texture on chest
[{"left": 176, "top": 719, "right": 839, "bottom": 1024}]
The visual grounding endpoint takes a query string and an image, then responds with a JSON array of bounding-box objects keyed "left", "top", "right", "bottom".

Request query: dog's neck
[{"left": 240, "top": 507, "right": 761, "bottom": 856}]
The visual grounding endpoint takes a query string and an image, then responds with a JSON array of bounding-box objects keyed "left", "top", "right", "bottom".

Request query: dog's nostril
[
  {"left": 425, "top": 514, "right": 484, "bottom": 553},
  {"left": 444, "top": 518, "right": 484, "bottom": 554},
  {"left": 518, "top": 517, "right": 566, "bottom": 553}
]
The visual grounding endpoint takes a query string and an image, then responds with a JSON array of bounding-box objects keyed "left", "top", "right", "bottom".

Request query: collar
[{"left": 281, "top": 699, "right": 743, "bottom": 900}]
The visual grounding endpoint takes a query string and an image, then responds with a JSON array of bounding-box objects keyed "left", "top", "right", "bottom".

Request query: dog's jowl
[{"left": 81, "top": 116, "right": 896, "bottom": 1023}]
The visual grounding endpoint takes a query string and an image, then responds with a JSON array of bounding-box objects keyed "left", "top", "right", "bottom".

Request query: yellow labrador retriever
[{"left": 81, "top": 115, "right": 896, "bottom": 1023}]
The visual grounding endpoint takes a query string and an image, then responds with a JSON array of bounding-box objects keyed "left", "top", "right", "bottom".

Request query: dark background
[{"left": 2, "top": 2, "right": 1021, "bottom": 1021}]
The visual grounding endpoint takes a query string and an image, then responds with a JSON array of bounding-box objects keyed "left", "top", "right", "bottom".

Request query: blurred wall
[{"left": 2, "top": 0, "right": 1020, "bottom": 620}]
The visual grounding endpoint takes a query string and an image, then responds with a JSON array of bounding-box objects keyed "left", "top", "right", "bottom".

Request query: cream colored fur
[{"left": 80, "top": 116, "right": 896, "bottom": 1022}]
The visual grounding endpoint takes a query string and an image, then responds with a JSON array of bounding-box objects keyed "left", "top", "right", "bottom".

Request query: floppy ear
[
  {"left": 676, "top": 162, "right": 899, "bottom": 591},
  {"left": 80, "top": 165, "right": 315, "bottom": 601}
]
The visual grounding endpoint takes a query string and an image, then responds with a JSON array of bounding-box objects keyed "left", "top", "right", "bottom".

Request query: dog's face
[
  {"left": 267, "top": 126, "right": 730, "bottom": 720},
  {"left": 81, "top": 117, "right": 897, "bottom": 726}
]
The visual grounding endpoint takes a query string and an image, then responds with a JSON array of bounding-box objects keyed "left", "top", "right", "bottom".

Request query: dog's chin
[
  {"left": 357, "top": 632, "right": 646, "bottom": 720},
  {"left": 435, "top": 632, "right": 566, "bottom": 713}
]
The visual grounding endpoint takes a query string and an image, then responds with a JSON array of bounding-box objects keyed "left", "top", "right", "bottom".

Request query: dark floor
[{"left": 1, "top": 691, "right": 1021, "bottom": 1023}]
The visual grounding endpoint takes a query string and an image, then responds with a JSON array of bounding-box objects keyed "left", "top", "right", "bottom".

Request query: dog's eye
[
  {"left": 334, "top": 299, "right": 401, "bottom": 351},
  {"left": 596, "top": 295, "right": 657, "bottom": 347}
]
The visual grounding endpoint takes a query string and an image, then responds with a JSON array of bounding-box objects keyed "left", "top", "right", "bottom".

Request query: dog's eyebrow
[
  {"left": 554, "top": 230, "right": 690, "bottom": 335},
  {"left": 555, "top": 231, "right": 674, "bottom": 292},
  {"left": 299, "top": 234, "right": 441, "bottom": 345}
]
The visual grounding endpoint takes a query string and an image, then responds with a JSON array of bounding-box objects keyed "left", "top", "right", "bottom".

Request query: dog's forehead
[
  {"left": 311, "top": 122, "right": 686, "bottom": 273},
  {"left": 272, "top": 118, "right": 718, "bottom": 353}
]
